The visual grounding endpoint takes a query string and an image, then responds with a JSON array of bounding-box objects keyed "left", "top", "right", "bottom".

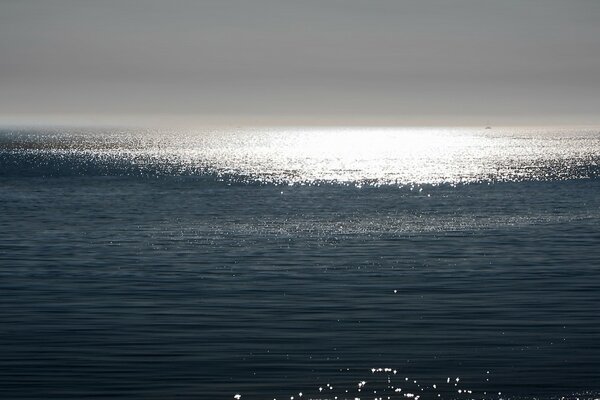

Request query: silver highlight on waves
[{"left": 1, "top": 127, "right": 599, "bottom": 185}]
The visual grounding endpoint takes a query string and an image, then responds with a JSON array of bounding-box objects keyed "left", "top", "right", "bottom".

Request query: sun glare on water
[
  {"left": 4, "top": 126, "right": 600, "bottom": 185},
  {"left": 157, "top": 126, "right": 600, "bottom": 185}
]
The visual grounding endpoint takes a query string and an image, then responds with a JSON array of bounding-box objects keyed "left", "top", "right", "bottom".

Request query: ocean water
[{"left": 0, "top": 127, "right": 599, "bottom": 400}]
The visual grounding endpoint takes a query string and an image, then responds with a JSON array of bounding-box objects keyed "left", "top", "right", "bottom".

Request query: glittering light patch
[{"left": 2, "top": 126, "right": 600, "bottom": 185}]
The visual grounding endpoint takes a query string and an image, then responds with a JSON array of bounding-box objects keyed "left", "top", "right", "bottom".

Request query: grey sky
[{"left": 1, "top": 0, "right": 599, "bottom": 126}]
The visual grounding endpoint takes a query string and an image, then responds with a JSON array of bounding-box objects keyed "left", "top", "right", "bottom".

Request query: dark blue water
[{"left": 1, "top": 128, "right": 599, "bottom": 399}]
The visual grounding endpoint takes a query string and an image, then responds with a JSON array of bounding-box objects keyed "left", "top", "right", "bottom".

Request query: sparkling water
[{"left": 1, "top": 127, "right": 599, "bottom": 399}]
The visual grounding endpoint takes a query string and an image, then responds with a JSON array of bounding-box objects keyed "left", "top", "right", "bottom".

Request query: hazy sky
[{"left": 1, "top": 0, "right": 599, "bottom": 126}]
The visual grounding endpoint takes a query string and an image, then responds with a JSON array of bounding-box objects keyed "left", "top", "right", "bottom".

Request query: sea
[{"left": 0, "top": 126, "right": 599, "bottom": 400}]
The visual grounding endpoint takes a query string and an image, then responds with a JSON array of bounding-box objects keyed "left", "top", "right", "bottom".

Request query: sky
[{"left": 1, "top": 0, "right": 600, "bottom": 126}]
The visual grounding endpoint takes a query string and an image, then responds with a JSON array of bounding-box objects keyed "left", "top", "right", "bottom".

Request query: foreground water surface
[{"left": 1, "top": 127, "right": 599, "bottom": 399}]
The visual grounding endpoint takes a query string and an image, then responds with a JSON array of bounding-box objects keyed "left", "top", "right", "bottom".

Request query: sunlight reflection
[
  {"left": 5, "top": 126, "right": 600, "bottom": 185},
  {"left": 173, "top": 127, "right": 598, "bottom": 185}
]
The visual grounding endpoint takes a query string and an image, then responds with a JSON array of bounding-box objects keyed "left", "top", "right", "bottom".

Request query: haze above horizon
[{"left": 1, "top": 0, "right": 600, "bottom": 127}]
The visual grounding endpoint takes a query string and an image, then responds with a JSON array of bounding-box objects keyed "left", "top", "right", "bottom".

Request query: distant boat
[{"left": 485, "top": 126, "right": 492, "bottom": 129}]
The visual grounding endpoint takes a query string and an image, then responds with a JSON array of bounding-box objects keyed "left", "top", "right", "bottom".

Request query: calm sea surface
[{"left": 1, "top": 127, "right": 599, "bottom": 399}]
